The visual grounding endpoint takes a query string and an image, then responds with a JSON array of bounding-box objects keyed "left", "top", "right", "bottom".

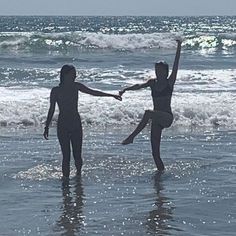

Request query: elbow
[{"left": 90, "top": 91, "right": 99, "bottom": 96}]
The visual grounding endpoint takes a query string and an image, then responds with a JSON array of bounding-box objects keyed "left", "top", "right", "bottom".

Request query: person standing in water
[
  {"left": 119, "top": 40, "right": 182, "bottom": 171},
  {"left": 43, "top": 65, "right": 122, "bottom": 178}
]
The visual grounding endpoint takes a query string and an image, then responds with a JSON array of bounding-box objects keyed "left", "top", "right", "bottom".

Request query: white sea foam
[
  {"left": 0, "top": 31, "right": 236, "bottom": 51},
  {"left": 78, "top": 32, "right": 180, "bottom": 50},
  {"left": 0, "top": 31, "right": 180, "bottom": 51},
  {"left": 0, "top": 69, "right": 236, "bottom": 129},
  {"left": 13, "top": 163, "right": 62, "bottom": 181}
]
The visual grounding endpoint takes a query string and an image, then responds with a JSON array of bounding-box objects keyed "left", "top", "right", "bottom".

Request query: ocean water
[{"left": 0, "top": 16, "right": 236, "bottom": 235}]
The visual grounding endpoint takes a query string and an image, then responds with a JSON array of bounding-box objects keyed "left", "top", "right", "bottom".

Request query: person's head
[
  {"left": 155, "top": 61, "right": 169, "bottom": 80},
  {"left": 59, "top": 64, "right": 76, "bottom": 86}
]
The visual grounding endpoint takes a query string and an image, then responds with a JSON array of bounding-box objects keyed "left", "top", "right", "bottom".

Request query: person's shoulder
[
  {"left": 74, "top": 82, "right": 85, "bottom": 90},
  {"left": 74, "top": 82, "right": 82, "bottom": 86},
  {"left": 52, "top": 86, "right": 59, "bottom": 91},
  {"left": 51, "top": 86, "right": 59, "bottom": 94},
  {"left": 147, "top": 78, "right": 155, "bottom": 87}
]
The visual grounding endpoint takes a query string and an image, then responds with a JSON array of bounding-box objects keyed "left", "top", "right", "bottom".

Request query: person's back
[
  {"left": 53, "top": 83, "right": 81, "bottom": 131},
  {"left": 56, "top": 85, "right": 79, "bottom": 114}
]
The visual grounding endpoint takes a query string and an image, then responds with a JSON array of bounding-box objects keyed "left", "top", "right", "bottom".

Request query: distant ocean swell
[{"left": 0, "top": 32, "right": 236, "bottom": 51}]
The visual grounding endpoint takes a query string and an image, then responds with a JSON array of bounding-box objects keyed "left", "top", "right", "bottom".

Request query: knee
[
  {"left": 144, "top": 110, "right": 152, "bottom": 118},
  {"left": 152, "top": 143, "right": 160, "bottom": 154},
  {"left": 73, "top": 149, "right": 82, "bottom": 162},
  {"left": 75, "top": 158, "right": 83, "bottom": 166},
  {"left": 72, "top": 147, "right": 82, "bottom": 157},
  {"left": 62, "top": 156, "right": 70, "bottom": 165},
  {"left": 74, "top": 152, "right": 82, "bottom": 160},
  {"left": 145, "top": 109, "right": 152, "bottom": 114},
  {"left": 152, "top": 150, "right": 160, "bottom": 157},
  {"left": 74, "top": 157, "right": 83, "bottom": 170}
]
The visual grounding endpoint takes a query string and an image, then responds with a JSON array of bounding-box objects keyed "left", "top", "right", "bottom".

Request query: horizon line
[{"left": 0, "top": 14, "right": 235, "bottom": 17}]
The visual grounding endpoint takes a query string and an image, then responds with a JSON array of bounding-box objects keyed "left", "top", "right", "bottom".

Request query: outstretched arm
[
  {"left": 169, "top": 40, "right": 182, "bottom": 87},
  {"left": 77, "top": 83, "right": 122, "bottom": 101},
  {"left": 119, "top": 79, "right": 153, "bottom": 96},
  {"left": 43, "top": 88, "right": 57, "bottom": 140}
]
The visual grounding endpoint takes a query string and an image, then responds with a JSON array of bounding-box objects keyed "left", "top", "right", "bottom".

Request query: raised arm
[
  {"left": 43, "top": 88, "right": 57, "bottom": 140},
  {"left": 77, "top": 83, "right": 122, "bottom": 101},
  {"left": 119, "top": 79, "right": 153, "bottom": 96},
  {"left": 169, "top": 40, "right": 182, "bottom": 87}
]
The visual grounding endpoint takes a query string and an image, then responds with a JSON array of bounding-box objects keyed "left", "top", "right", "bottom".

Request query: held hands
[
  {"left": 119, "top": 89, "right": 125, "bottom": 96},
  {"left": 43, "top": 127, "right": 49, "bottom": 140},
  {"left": 176, "top": 39, "right": 183, "bottom": 45},
  {"left": 113, "top": 94, "right": 122, "bottom": 101}
]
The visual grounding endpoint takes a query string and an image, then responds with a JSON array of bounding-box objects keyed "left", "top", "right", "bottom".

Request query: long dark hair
[{"left": 59, "top": 64, "right": 76, "bottom": 86}]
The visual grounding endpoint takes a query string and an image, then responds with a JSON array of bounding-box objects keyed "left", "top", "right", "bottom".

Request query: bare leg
[
  {"left": 122, "top": 110, "right": 152, "bottom": 145},
  {"left": 71, "top": 128, "right": 83, "bottom": 175},
  {"left": 151, "top": 122, "right": 164, "bottom": 171},
  {"left": 58, "top": 128, "right": 71, "bottom": 178}
]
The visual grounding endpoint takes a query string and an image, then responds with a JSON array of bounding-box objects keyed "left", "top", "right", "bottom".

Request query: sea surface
[{"left": 0, "top": 16, "right": 235, "bottom": 235}]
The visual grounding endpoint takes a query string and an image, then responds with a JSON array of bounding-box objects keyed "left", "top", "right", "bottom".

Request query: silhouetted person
[
  {"left": 119, "top": 40, "right": 182, "bottom": 171},
  {"left": 44, "top": 65, "right": 121, "bottom": 178}
]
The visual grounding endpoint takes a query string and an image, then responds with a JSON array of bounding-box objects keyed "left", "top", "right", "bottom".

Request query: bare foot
[{"left": 122, "top": 136, "right": 134, "bottom": 145}]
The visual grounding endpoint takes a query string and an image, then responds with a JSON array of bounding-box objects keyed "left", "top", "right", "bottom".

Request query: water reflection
[
  {"left": 146, "top": 172, "right": 176, "bottom": 235},
  {"left": 56, "top": 177, "right": 85, "bottom": 236}
]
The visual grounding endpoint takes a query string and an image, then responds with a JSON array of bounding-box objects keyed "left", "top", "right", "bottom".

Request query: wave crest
[{"left": 1, "top": 32, "right": 236, "bottom": 52}]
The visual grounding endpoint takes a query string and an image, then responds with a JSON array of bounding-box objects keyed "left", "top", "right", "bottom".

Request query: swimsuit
[
  {"left": 151, "top": 80, "right": 174, "bottom": 128},
  {"left": 151, "top": 81, "right": 173, "bottom": 98}
]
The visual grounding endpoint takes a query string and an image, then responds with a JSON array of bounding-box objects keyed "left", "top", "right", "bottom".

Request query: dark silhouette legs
[
  {"left": 122, "top": 110, "right": 165, "bottom": 171},
  {"left": 71, "top": 130, "right": 83, "bottom": 175},
  {"left": 58, "top": 127, "right": 83, "bottom": 178},
  {"left": 58, "top": 129, "right": 71, "bottom": 177},
  {"left": 151, "top": 122, "right": 164, "bottom": 171},
  {"left": 122, "top": 110, "right": 152, "bottom": 145}
]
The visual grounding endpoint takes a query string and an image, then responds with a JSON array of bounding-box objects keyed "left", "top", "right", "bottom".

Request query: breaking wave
[
  {"left": 0, "top": 68, "right": 236, "bottom": 129},
  {"left": 1, "top": 32, "right": 236, "bottom": 52}
]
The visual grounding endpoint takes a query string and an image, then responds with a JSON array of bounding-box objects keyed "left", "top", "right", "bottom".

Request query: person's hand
[
  {"left": 119, "top": 90, "right": 125, "bottom": 96},
  {"left": 43, "top": 127, "right": 49, "bottom": 140},
  {"left": 176, "top": 39, "right": 183, "bottom": 45},
  {"left": 113, "top": 94, "right": 122, "bottom": 101}
]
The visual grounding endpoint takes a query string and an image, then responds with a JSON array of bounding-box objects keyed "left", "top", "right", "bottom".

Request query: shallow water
[{"left": 0, "top": 127, "right": 235, "bottom": 235}]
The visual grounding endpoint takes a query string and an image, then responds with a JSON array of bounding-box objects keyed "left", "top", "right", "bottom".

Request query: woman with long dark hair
[
  {"left": 119, "top": 40, "right": 182, "bottom": 171},
  {"left": 43, "top": 65, "right": 121, "bottom": 178}
]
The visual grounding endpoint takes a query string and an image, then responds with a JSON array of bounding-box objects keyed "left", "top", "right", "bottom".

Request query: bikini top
[{"left": 151, "top": 80, "right": 173, "bottom": 98}]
